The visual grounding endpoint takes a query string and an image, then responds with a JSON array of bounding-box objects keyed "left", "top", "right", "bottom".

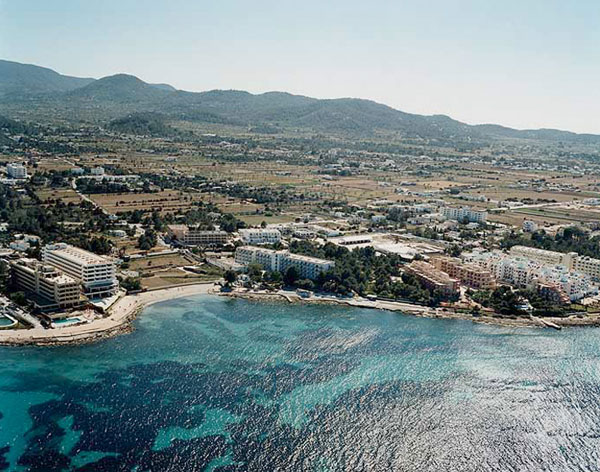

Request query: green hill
[
  {"left": 107, "top": 112, "right": 177, "bottom": 136},
  {"left": 0, "top": 59, "right": 94, "bottom": 97},
  {"left": 1, "top": 59, "right": 599, "bottom": 144}
]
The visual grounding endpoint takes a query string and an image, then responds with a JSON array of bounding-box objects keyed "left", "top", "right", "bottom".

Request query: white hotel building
[
  {"left": 42, "top": 243, "right": 119, "bottom": 298},
  {"left": 467, "top": 250, "right": 597, "bottom": 301},
  {"left": 510, "top": 245, "right": 600, "bottom": 281},
  {"left": 235, "top": 246, "right": 334, "bottom": 280},
  {"left": 239, "top": 228, "right": 281, "bottom": 245},
  {"left": 6, "top": 162, "right": 28, "bottom": 179},
  {"left": 10, "top": 258, "right": 82, "bottom": 310},
  {"left": 441, "top": 206, "right": 487, "bottom": 223}
]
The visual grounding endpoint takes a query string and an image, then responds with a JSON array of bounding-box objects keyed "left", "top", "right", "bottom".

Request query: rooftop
[{"left": 44, "top": 243, "right": 113, "bottom": 266}]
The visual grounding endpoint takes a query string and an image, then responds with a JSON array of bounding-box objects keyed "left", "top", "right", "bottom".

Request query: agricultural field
[
  {"left": 88, "top": 190, "right": 203, "bottom": 214},
  {"left": 35, "top": 188, "right": 82, "bottom": 205}
]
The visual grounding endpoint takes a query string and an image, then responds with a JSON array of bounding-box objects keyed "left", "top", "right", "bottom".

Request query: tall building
[
  {"left": 42, "top": 243, "right": 118, "bottom": 298},
  {"left": 234, "top": 246, "right": 334, "bottom": 280},
  {"left": 10, "top": 258, "right": 82, "bottom": 310},
  {"left": 239, "top": 228, "right": 281, "bottom": 245},
  {"left": 167, "top": 225, "right": 230, "bottom": 247},
  {"left": 440, "top": 206, "right": 487, "bottom": 223},
  {"left": 6, "top": 163, "right": 28, "bottom": 179}
]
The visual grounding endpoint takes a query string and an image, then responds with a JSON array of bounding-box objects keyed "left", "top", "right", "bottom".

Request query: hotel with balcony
[{"left": 42, "top": 243, "right": 119, "bottom": 298}]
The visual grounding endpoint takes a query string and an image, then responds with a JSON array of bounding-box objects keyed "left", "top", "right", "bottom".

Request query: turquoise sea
[{"left": 1, "top": 295, "right": 600, "bottom": 471}]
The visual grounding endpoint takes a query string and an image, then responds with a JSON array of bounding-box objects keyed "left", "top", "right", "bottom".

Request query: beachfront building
[
  {"left": 509, "top": 245, "right": 576, "bottom": 269},
  {"left": 508, "top": 245, "right": 600, "bottom": 282},
  {"left": 431, "top": 256, "right": 495, "bottom": 289},
  {"left": 167, "top": 225, "right": 230, "bottom": 247},
  {"left": 234, "top": 246, "right": 334, "bottom": 280},
  {"left": 538, "top": 283, "right": 571, "bottom": 305},
  {"left": 10, "top": 258, "right": 82, "bottom": 310},
  {"left": 405, "top": 261, "right": 459, "bottom": 295},
  {"left": 466, "top": 250, "right": 597, "bottom": 302},
  {"left": 572, "top": 256, "right": 600, "bottom": 281},
  {"left": 239, "top": 228, "right": 281, "bottom": 245},
  {"left": 6, "top": 163, "right": 28, "bottom": 179},
  {"left": 42, "top": 243, "right": 118, "bottom": 298},
  {"left": 440, "top": 206, "right": 487, "bottom": 223}
]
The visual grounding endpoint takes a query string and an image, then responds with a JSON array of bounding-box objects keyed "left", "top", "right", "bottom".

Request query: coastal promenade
[
  {"left": 3, "top": 284, "right": 599, "bottom": 347},
  {"left": 0, "top": 283, "right": 216, "bottom": 346},
  {"left": 221, "top": 289, "right": 600, "bottom": 329}
]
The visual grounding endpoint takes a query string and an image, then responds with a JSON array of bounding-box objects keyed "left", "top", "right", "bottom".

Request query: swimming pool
[
  {"left": 0, "top": 316, "right": 15, "bottom": 327},
  {"left": 52, "top": 317, "right": 83, "bottom": 326}
]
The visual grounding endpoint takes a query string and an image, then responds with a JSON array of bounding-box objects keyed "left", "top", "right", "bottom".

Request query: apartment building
[
  {"left": 234, "top": 246, "right": 334, "bottom": 280},
  {"left": 440, "top": 206, "right": 487, "bottom": 223},
  {"left": 509, "top": 246, "right": 576, "bottom": 269},
  {"left": 239, "top": 228, "right": 281, "bottom": 245},
  {"left": 10, "top": 258, "right": 82, "bottom": 310},
  {"left": 431, "top": 256, "right": 495, "bottom": 289},
  {"left": 42, "top": 243, "right": 118, "bottom": 298},
  {"left": 6, "top": 162, "right": 28, "bottom": 179},
  {"left": 280, "top": 253, "right": 335, "bottom": 280},
  {"left": 405, "top": 261, "right": 459, "bottom": 295},
  {"left": 467, "top": 250, "right": 597, "bottom": 302},
  {"left": 538, "top": 283, "right": 571, "bottom": 306},
  {"left": 167, "top": 225, "right": 230, "bottom": 247},
  {"left": 572, "top": 256, "right": 600, "bottom": 281}
]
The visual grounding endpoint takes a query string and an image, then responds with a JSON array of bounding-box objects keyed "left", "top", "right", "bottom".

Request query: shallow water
[{"left": 0, "top": 295, "right": 599, "bottom": 471}]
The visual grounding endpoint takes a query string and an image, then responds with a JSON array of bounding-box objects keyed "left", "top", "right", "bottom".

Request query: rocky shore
[
  {"left": 2, "top": 283, "right": 598, "bottom": 348},
  {"left": 220, "top": 289, "right": 600, "bottom": 330}
]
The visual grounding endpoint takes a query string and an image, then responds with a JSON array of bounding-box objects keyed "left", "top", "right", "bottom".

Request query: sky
[{"left": 1, "top": 0, "right": 599, "bottom": 133}]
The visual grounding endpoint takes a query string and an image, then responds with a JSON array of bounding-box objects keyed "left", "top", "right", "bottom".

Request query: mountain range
[{"left": 1, "top": 58, "right": 598, "bottom": 144}]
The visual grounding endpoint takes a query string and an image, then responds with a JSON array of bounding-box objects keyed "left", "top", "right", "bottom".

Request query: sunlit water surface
[{"left": 1, "top": 295, "right": 599, "bottom": 471}]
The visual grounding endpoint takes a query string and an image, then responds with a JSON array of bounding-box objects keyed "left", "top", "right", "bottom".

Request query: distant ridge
[
  {"left": 0, "top": 58, "right": 598, "bottom": 144},
  {"left": 67, "top": 74, "right": 172, "bottom": 102},
  {"left": 0, "top": 59, "right": 94, "bottom": 96}
]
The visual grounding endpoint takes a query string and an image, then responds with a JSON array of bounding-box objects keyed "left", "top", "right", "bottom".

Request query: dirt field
[{"left": 36, "top": 188, "right": 82, "bottom": 205}]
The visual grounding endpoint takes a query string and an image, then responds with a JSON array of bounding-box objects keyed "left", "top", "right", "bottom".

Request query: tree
[
  {"left": 120, "top": 277, "right": 142, "bottom": 292},
  {"left": 447, "top": 244, "right": 462, "bottom": 257},
  {"left": 247, "top": 263, "right": 263, "bottom": 282},
  {"left": 283, "top": 266, "right": 300, "bottom": 286},
  {"left": 224, "top": 270, "right": 237, "bottom": 286},
  {"left": 9, "top": 291, "right": 28, "bottom": 307},
  {"left": 296, "top": 279, "right": 315, "bottom": 290},
  {"left": 138, "top": 229, "right": 157, "bottom": 250}
]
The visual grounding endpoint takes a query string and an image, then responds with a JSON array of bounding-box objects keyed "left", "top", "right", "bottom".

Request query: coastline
[
  {"left": 219, "top": 289, "right": 600, "bottom": 330},
  {"left": 2, "top": 283, "right": 599, "bottom": 347},
  {"left": 0, "top": 283, "right": 217, "bottom": 347}
]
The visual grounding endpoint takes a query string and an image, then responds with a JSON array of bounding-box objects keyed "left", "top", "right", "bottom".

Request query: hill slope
[
  {"left": 0, "top": 59, "right": 94, "bottom": 97},
  {"left": 0, "top": 59, "right": 598, "bottom": 144},
  {"left": 67, "top": 74, "right": 172, "bottom": 102}
]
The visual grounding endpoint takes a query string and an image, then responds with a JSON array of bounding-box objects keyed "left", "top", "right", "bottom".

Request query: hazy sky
[{"left": 1, "top": 0, "right": 599, "bottom": 133}]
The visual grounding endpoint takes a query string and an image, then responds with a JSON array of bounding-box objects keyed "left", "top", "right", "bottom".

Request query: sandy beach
[{"left": 0, "top": 282, "right": 217, "bottom": 347}]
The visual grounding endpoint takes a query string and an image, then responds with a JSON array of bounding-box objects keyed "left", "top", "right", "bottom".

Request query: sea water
[{"left": 0, "top": 295, "right": 599, "bottom": 471}]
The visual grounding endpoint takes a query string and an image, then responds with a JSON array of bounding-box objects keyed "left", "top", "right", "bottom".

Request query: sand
[{"left": 0, "top": 283, "right": 216, "bottom": 346}]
